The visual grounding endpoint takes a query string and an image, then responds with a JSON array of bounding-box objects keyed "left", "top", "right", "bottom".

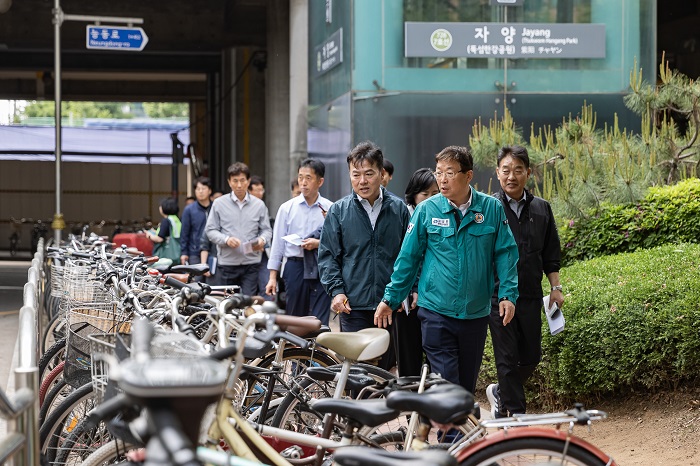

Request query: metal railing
[{"left": 0, "top": 238, "right": 44, "bottom": 466}]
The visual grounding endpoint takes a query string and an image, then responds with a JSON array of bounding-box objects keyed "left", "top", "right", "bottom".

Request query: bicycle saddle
[
  {"left": 170, "top": 263, "right": 210, "bottom": 276},
  {"left": 316, "top": 328, "right": 389, "bottom": 361},
  {"left": 386, "top": 383, "right": 475, "bottom": 425},
  {"left": 309, "top": 398, "right": 399, "bottom": 428},
  {"left": 276, "top": 315, "right": 322, "bottom": 338}
]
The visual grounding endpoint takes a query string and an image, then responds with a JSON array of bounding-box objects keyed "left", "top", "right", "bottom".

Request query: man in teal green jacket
[{"left": 375, "top": 145, "right": 519, "bottom": 394}]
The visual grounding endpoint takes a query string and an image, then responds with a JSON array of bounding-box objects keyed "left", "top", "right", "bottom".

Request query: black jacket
[
  {"left": 492, "top": 189, "right": 561, "bottom": 301},
  {"left": 318, "top": 187, "right": 411, "bottom": 310}
]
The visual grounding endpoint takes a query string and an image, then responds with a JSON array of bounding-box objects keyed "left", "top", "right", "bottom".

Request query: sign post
[{"left": 51, "top": 2, "right": 146, "bottom": 243}]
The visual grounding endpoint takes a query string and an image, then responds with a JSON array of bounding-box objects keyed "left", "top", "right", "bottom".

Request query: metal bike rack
[{"left": 0, "top": 238, "right": 43, "bottom": 465}]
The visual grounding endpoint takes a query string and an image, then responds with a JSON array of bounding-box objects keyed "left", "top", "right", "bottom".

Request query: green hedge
[
  {"left": 479, "top": 243, "right": 700, "bottom": 406},
  {"left": 559, "top": 178, "right": 700, "bottom": 265}
]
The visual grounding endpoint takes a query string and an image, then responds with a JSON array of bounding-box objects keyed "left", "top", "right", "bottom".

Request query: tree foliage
[
  {"left": 142, "top": 102, "right": 189, "bottom": 118},
  {"left": 22, "top": 101, "right": 135, "bottom": 119},
  {"left": 19, "top": 101, "right": 188, "bottom": 120},
  {"left": 559, "top": 178, "right": 700, "bottom": 264},
  {"left": 469, "top": 57, "right": 700, "bottom": 220}
]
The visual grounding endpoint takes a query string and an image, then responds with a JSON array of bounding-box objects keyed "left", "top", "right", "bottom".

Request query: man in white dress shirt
[{"left": 266, "top": 159, "right": 333, "bottom": 324}]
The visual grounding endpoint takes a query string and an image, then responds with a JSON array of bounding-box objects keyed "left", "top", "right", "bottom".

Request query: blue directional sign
[{"left": 86, "top": 25, "right": 149, "bottom": 51}]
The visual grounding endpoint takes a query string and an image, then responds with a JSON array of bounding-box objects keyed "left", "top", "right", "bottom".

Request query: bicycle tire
[
  {"left": 42, "top": 311, "right": 67, "bottom": 354},
  {"left": 40, "top": 377, "right": 71, "bottom": 426},
  {"left": 54, "top": 416, "right": 113, "bottom": 466},
  {"left": 238, "top": 346, "right": 340, "bottom": 420},
  {"left": 40, "top": 360, "right": 65, "bottom": 405},
  {"left": 40, "top": 382, "right": 95, "bottom": 463},
  {"left": 458, "top": 436, "right": 607, "bottom": 466},
  {"left": 80, "top": 439, "right": 136, "bottom": 466},
  {"left": 270, "top": 363, "right": 396, "bottom": 438},
  {"left": 39, "top": 337, "right": 67, "bottom": 383}
]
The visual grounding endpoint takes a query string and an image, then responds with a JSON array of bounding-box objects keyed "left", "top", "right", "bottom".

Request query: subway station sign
[
  {"left": 314, "top": 28, "right": 343, "bottom": 78},
  {"left": 405, "top": 22, "right": 605, "bottom": 59}
]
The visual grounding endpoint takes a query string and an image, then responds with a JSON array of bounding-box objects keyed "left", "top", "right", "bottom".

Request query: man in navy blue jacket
[
  {"left": 180, "top": 177, "right": 212, "bottom": 266},
  {"left": 319, "top": 141, "right": 410, "bottom": 349}
]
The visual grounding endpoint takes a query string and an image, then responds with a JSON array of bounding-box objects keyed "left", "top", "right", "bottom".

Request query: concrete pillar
[
  {"left": 222, "top": 48, "right": 237, "bottom": 170},
  {"left": 289, "top": 0, "right": 309, "bottom": 187},
  {"left": 265, "top": 0, "right": 291, "bottom": 216}
]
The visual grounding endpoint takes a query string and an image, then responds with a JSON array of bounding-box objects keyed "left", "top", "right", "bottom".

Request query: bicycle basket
[
  {"left": 89, "top": 332, "right": 132, "bottom": 404},
  {"left": 65, "top": 302, "right": 131, "bottom": 388},
  {"left": 49, "top": 264, "right": 65, "bottom": 298}
]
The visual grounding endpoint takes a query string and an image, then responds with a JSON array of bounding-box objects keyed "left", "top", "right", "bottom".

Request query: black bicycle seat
[
  {"left": 386, "top": 383, "right": 474, "bottom": 425},
  {"left": 170, "top": 263, "right": 210, "bottom": 276}
]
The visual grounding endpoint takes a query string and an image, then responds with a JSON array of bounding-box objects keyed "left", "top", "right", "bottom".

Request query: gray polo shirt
[{"left": 205, "top": 192, "right": 272, "bottom": 266}]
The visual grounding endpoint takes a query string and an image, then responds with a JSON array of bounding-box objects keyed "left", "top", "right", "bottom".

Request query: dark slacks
[
  {"left": 394, "top": 308, "right": 424, "bottom": 377},
  {"left": 282, "top": 258, "right": 331, "bottom": 325},
  {"left": 489, "top": 297, "right": 543, "bottom": 415},
  {"left": 418, "top": 307, "right": 489, "bottom": 394},
  {"left": 218, "top": 263, "right": 260, "bottom": 297}
]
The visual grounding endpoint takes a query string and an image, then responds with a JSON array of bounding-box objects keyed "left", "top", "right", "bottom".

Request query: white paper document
[
  {"left": 402, "top": 297, "right": 411, "bottom": 316},
  {"left": 282, "top": 234, "right": 304, "bottom": 246},
  {"left": 240, "top": 240, "right": 257, "bottom": 254},
  {"left": 543, "top": 295, "right": 565, "bottom": 335}
]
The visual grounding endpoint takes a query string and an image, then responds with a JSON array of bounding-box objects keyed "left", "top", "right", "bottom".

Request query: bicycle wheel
[
  {"left": 43, "top": 312, "right": 67, "bottom": 354},
  {"left": 40, "top": 337, "right": 67, "bottom": 384},
  {"left": 271, "top": 363, "right": 395, "bottom": 434},
  {"left": 40, "top": 382, "right": 96, "bottom": 463},
  {"left": 80, "top": 440, "right": 136, "bottom": 466},
  {"left": 40, "top": 377, "right": 72, "bottom": 426},
  {"left": 39, "top": 360, "right": 65, "bottom": 405},
  {"left": 53, "top": 416, "right": 113, "bottom": 466},
  {"left": 459, "top": 436, "right": 608, "bottom": 466},
  {"left": 238, "top": 346, "right": 340, "bottom": 421}
]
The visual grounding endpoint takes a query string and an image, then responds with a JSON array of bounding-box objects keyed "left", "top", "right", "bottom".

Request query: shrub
[
  {"left": 530, "top": 244, "right": 700, "bottom": 403},
  {"left": 560, "top": 178, "right": 700, "bottom": 265}
]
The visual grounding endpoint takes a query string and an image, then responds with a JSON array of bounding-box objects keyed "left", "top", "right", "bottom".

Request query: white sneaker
[{"left": 486, "top": 383, "right": 501, "bottom": 418}]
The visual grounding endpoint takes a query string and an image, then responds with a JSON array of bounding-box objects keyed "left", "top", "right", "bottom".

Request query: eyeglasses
[
  {"left": 499, "top": 168, "right": 527, "bottom": 177},
  {"left": 433, "top": 170, "right": 464, "bottom": 180}
]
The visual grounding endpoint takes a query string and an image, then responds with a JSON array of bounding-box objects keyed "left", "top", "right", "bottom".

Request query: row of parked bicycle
[{"left": 32, "top": 232, "right": 618, "bottom": 466}]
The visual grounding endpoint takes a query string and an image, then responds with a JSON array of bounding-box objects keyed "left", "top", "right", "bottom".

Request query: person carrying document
[
  {"left": 266, "top": 159, "right": 333, "bottom": 325},
  {"left": 486, "top": 145, "right": 565, "bottom": 419}
]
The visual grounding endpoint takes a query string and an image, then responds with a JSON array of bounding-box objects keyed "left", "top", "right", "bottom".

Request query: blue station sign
[{"left": 86, "top": 25, "right": 149, "bottom": 51}]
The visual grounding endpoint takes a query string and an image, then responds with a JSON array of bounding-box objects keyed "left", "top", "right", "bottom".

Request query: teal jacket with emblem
[{"left": 382, "top": 189, "right": 519, "bottom": 320}]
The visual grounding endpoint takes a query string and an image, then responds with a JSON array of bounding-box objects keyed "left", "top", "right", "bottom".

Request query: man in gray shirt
[{"left": 205, "top": 162, "right": 272, "bottom": 296}]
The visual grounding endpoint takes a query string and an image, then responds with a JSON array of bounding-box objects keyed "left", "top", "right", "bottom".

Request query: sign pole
[
  {"left": 49, "top": 7, "right": 146, "bottom": 245},
  {"left": 52, "top": 0, "right": 64, "bottom": 244}
]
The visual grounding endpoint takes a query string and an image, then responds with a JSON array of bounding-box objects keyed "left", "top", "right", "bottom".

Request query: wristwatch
[
  {"left": 551, "top": 285, "right": 563, "bottom": 292},
  {"left": 498, "top": 297, "right": 511, "bottom": 303},
  {"left": 381, "top": 298, "right": 392, "bottom": 307}
]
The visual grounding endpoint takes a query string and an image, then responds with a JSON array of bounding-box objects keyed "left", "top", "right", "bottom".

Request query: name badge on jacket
[{"left": 431, "top": 218, "right": 450, "bottom": 227}]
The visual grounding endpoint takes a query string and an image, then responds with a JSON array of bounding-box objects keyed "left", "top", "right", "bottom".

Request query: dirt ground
[
  {"left": 472, "top": 385, "right": 700, "bottom": 464},
  {"left": 572, "top": 386, "right": 700, "bottom": 465}
]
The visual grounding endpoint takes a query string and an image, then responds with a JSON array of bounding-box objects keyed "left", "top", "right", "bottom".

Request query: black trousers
[
  {"left": 394, "top": 308, "right": 424, "bottom": 377},
  {"left": 218, "top": 263, "right": 260, "bottom": 297},
  {"left": 489, "top": 297, "right": 543, "bottom": 415}
]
